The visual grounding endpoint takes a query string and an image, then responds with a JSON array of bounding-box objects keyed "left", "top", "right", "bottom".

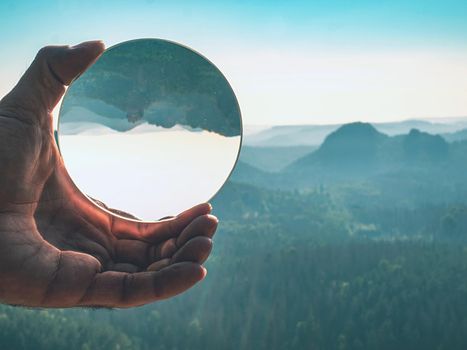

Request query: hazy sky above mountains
[{"left": 1, "top": 0, "right": 467, "bottom": 125}]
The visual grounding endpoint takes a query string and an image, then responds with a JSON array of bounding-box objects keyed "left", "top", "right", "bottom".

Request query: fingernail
[
  {"left": 201, "top": 266, "right": 208, "bottom": 278},
  {"left": 72, "top": 40, "right": 105, "bottom": 50}
]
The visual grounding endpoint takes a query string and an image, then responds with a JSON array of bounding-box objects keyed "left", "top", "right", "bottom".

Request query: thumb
[{"left": 0, "top": 41, "right": 105, "bottom": 124}]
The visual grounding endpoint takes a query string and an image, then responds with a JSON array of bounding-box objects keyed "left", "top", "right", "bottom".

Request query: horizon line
[{"left": 244, "top": 115, "right": 467, "bottom": 128}]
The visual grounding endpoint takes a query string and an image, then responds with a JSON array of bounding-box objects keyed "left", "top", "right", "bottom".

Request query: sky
[{"left": 1, "top": 0, "right": 467, "bottom": 125}]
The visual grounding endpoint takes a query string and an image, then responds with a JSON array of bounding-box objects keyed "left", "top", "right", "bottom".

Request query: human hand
[{"left": 0, "top": 41, "right": 218, "bottom": 308}]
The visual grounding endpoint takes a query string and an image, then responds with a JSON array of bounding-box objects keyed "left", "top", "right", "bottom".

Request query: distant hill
[
  {"left": 244, "top": 118, "right": 467, "bottom": 147},
  {"left": 229, "top": 160, "right": 277, "bottom": 187},
  {"left": 442, "top": 128, "right": 467, "bottom": 143},
  {"left": 402, "top": 129, "right": 449, "bottom": 163},
  {"left": 244, "top": 124, "right": 339, "bottom": 147},
  {"left": 376, "top": 119, "right": 467, "bottom": 136},
  {"left": 301, "top": 122, "right": 387, "bottom": 167},
  {"left": 228, "top": 123, "right": 467, "bottom": 223},
  {"left": 235, "top": 122, "right": 456, "bottom": 192},
  {"left": 286, "top": 123, "right": 449, "bottom": 179}
]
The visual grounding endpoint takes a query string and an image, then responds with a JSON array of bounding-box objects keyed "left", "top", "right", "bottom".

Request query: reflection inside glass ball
[{"left": 58, "top": 39, "right": 242, "bottom": 221}]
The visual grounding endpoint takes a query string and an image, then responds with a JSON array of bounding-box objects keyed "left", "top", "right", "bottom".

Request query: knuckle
[
  {"left": 35, "top": 45, "right": 70, "bottom": 64},
  {"left": 36, "top": 46, "right": 56, "bottom": 60},
  {"left": 36, "top": 45, "right": 67, "bottom": 57}
]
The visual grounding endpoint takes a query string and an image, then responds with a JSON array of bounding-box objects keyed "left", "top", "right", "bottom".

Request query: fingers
[
  {"left": 111, "top": 203, "right": 212, "bottom": 243},
  {"left": 114, "top": 238, "right": 177, "bottom": 268},
  {"left": 154, "top": 239, "right": 177, "bottom": 260},
  {"left": 114, "top": 236, "right": 212, "bottom": 269},
  {"left": 147, "top": 259, "right": 171, "bottom": 272},
  {"left": 0, "top": 41, "right": 105, "bottom": 125},
  {"left": 12, "top": 239, "right": 206, "bottom": 308},
  {"left": 171, "top": 236, "right": 213, "bottom": 265},
  {"left": 109, "top": 263, "right": 139, "bottom": 273},
  {"left": 113, "top": 213, "right": 218, "bottom": 269},
  {"left": 79, "top": 262, "right": 206, "bottom": 308},
  {"left": 176, "top": 214, "right": 218, "bottom": 247}
]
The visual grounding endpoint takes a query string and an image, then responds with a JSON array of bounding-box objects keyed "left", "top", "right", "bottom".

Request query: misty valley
[{"left": 234, "top": 121, "right": 467, "bottom": 241}]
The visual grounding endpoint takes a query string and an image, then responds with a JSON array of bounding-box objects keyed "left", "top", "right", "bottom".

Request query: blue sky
[{"left": 1, "top": 0, "right": 467, "bottom": 125}]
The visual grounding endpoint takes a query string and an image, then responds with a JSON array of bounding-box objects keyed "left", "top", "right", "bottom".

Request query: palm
[{"left": 0, "top": 42, "right": 217, "bottom": 308}]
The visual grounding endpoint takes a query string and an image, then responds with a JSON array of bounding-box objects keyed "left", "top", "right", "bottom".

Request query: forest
[{"left": 3, "top": 122, "right": 467, "bottom": 349}]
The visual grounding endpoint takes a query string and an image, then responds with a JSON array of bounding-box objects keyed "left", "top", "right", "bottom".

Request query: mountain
[
  {"left": 59, "top": 106, "right": 221, "bottom": 135},
  {"left": 286, "top": 122, "right": 388, "bottom": 178},
  {"left": 229, "top": 123, "right": 467, "bottom": 225},
  {"left": 233, "top": 123, "right": 454, "bottom": 190},
  {"left": 59, "top": 105, "right": 135, "bottom": 134},
  {"left": 244, "top": 118, "right": 467, "bottom": 147},
  {"left": 402, "top": 129, "right": 449, "bottom": 163},
  {"left": 288, "top": 123, "right": 450, "bottom": 172},
  {"left": 58, "top": 121, "right": 119, "bottom": 136},
  {"left": 309, "top": 122, "right": 386, "bottom": 165}
]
